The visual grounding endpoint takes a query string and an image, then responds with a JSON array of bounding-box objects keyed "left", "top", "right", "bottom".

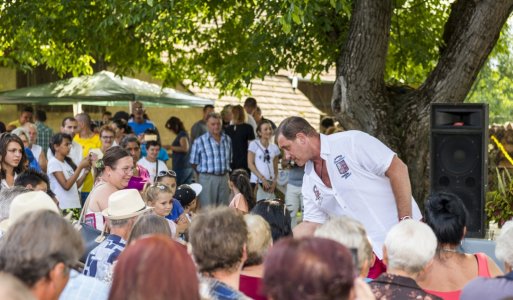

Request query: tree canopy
[{"left": 1, "top": 0, "right": 455, "bottom": 90}]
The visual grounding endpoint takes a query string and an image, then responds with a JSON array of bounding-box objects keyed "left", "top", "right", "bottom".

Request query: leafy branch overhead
[{"left": 0, "top": 0, "right": 459, "bottom": 91}]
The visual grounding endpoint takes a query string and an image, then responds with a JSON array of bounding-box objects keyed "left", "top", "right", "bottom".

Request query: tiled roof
[{"left": 188, "top": 75, "right": 323, "bottom": 129}]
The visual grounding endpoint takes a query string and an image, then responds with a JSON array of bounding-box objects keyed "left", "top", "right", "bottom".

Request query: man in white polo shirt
[{"left": 276, "top": 116, "right": 422, "bottom": 277}]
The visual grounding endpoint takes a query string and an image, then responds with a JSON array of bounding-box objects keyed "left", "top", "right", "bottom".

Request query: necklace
[{"left": 440, "top": 248, "right": 459, "bottom": 253}]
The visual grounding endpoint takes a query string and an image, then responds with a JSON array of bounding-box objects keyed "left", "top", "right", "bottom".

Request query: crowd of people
[{"left": 0, "top": 101, "right": 511, "bottom": 300}]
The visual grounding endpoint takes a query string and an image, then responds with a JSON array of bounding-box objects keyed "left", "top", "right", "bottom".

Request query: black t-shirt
[{"left": 225, "top": 123, "right": 255, "bottom": 172}]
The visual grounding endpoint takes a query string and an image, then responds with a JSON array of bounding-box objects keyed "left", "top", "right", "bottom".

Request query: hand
[
  {"left": 261, "top": 179, "right": 271, "bottom": 191},
  {"left": 79, "top": 156, "right": 91, "bottom": 169},
  {"left": 269, "top": 180, "right": 277, "bottom": 193}
]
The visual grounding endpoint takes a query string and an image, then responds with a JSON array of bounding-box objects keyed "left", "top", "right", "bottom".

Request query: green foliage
[
  {"left": 486, "top": 168, "right": 513, "bottom": 227},
  {"left": 466, "top": 22, "right": 513, "bottom": 124},
  {"left": 0, "top": 0, "right": 508, "bottom": 98},
  {"left": 386, "top": 0, "right": 451, "bottom": 85}
]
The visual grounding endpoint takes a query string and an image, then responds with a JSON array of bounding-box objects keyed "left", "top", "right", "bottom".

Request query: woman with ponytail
[
  {"left": 47, "top": 133, "right": 90, "bottom": 218},
  {"left": 228, "top": 169, "right": 255, "bottom": 214}
]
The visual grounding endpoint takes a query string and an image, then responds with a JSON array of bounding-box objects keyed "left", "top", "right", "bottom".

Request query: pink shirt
[{"left": 229, "top": 193, "right": 249, "bottom": 213}]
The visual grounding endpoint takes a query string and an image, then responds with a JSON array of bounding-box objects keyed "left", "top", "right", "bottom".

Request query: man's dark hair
[
  {"left": 35, "top": 110, "right": 47, "bottom": 122},
  {"left": 244, "top": 97, "right": 257, "bottom": 109},
  {"left": 14, "top": 169, "right": 49, "bottom": 189},
  {"left": 275, "top": 116, "right": 317, "bottom": 141},
  {"left": 145, "top": 140, "right": 161, "bottom": 150},
  {"left": 21, "top": 106, "right": 34, "bottom": 114},
  {"left": 203, "top": 104, "right": 215, "bottom": 112},
  {"left": 61, "top": 117, "right": 77, "bottom": 127}
]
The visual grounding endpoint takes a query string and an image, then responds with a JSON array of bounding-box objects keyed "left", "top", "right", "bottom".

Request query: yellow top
[{"left": 74, "top": 133, "right": 102, "bottom": 193}]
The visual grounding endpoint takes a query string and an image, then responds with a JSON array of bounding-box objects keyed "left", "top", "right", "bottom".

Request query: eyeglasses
[
  {"left": 155, "top": 170, "right": 177, "bottom": 181},
  {"left": 114, "top": 166, "right": 133, "bottom": 175},
  {"left": 264, "top": 149, "right": 270, "bottom": 163},
  {"left": 101, "top": 135, "right": 114, "bottom": 140}
]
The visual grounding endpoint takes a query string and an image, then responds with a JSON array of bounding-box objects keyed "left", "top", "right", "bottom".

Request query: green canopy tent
[{"left": 0, "top": 71, "right": 214, "bottom": 113}]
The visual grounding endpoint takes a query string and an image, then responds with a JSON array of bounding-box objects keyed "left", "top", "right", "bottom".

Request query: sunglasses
[
  {"left": 147, "top": 183, "right": 169, "bottom": 190},
  {"left": 155, "top": 170, "right": 177, "bottom": 182},
  {"left": 264, "top": 149, "right": 270, "bottom": 163}
]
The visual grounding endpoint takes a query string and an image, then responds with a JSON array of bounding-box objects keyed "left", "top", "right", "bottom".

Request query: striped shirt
[{"left": 190, "top": 132, "right": 231, "bottom": 174}]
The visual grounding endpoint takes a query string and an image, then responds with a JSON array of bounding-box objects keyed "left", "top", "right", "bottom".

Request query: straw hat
[
  {"left": 102, "top": 189, "right": 152, "bottom": 220},
  {"left": 0, "top": 191, "right": 60, "bottom": 231}
]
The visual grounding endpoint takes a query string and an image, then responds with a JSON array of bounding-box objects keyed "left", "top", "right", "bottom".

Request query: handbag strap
[{"left": 78, "top": 181, "right": 106, "bottom": 223}]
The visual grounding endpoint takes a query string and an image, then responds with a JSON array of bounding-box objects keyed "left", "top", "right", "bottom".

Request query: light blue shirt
[
  {"left": 59, "top": 270, "right": 109, "bottom": 300},
  {"left": 190, "top": 132, "right": 231, "bottom": 174}
]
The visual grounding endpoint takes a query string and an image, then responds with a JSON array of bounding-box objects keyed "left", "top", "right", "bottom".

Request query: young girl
[
  {"left": 229, "top": 169, "right": 255, "bottom": 214},
  {"left": 47, "top": 133, "right": 90, "bottom": 217},
  {"left": 143, "top": 183, "right": 177, "bottom": 237}
]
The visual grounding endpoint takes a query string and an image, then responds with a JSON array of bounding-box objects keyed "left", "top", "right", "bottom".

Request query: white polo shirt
[{"left": 301, "top": 131, "right": 422, "bottom": 259}]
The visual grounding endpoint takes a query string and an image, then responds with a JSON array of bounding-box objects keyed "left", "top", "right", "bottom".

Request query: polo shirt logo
[
  {"left": 334, "top": 155, "right": 351, "bottom": 179},
  {"left": 313, "top": 185, "right": 322, "bottom": 204}
]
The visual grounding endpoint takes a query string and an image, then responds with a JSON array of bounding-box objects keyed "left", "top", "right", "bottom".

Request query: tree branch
[{"left": 418, "top": 0, "right": 513, "bottom": 108}]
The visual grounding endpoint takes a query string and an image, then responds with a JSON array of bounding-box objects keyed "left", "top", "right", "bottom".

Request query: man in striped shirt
[{"left": 190, "top": 112, "right": 232, "bottom": 210}]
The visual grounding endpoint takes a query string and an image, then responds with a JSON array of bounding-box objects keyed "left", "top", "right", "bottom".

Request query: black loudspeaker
[{"left": 430, "top": 103, "right": 488, "bottom": 238}]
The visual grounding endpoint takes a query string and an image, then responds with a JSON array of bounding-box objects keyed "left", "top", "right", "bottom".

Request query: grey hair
[
  {"left": 243, "top": 214, "right": 272, "bottom": 267},
  {"left": 0, "top": 210, "right": 83, "bottom": 287},
  {"left": 384, "top": 220, "right": 437, "bottom": 274},
  {"left": 10, "top": 128, "right": 29, "bottom": 143},
  {"left": 315, "top": 216, "right": 373, "bottom": 271},
  {"left": 495, "top": 220, "right": 513, "bottom": 267},
  {"left": 275, "top": 116, "right": 317, "bottom": 141},
  {"left": 110, "top": 217, "right": 135, "bottom": 228},
  {"left": 0, "top": 187, "right": 30, "bottom": 222}
]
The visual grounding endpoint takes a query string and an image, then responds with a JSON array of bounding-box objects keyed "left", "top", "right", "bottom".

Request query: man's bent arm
[
  {"left": 385, "top": 155, "right": 413, "bottom": 220},
  {"left": 293, "top": 221, "right": 322, "bottom": 238}
]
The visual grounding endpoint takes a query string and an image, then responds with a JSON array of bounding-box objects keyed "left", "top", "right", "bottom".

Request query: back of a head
[
  {"left": 244, "top": 97, "right": 257, "bottom": 109},
  {"left": 251, "top": 199, "right": 292, "bottom": 242},
  {"left": 495, "top": 220, "right": 513, "bottom": 267},
  {"left": 263, "top": 237, "right": 354, "bottom": 300},
  {"left": 276, "top": 116, "right": 317, "bottom": 141},
  {"left": 189, "top": 207, "right": 248, "bottom": 273},
  {"left": 14, "top": 169, "right": 49, "bottom": 189},
  {"left": 110, "top": 235, "right": 199, "bottom": 300},
  {"left": 315, "top": 216, "right": 373, "bottom": 272},
  {"left": 35, "top": 110, "right": 46, "bottom": 122},
  {"left": 244, "top": 214, "right": 272, "bottom": 267},
  {"left": 0, "top": 210, "right": 83, "bottom": 287},
  {"left": 384, "top": 220, "right": 437, "bottom": 274},
  {"left": 127, "top": 213, "right": 172, "bottom": 244},
  {"left": 231, "top": 105, "right": 247, "bottom": 124},
  {"left": 425, "top": 191, "right": 468, "bottom": 245}
]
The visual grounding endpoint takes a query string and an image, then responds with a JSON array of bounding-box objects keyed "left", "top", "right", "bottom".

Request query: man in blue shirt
[
  {"left": 128, "top": 101, "right": 156, "bottom": 137},
  {"left": 190, "top": 112, "right": 232, "bottom": 209}
]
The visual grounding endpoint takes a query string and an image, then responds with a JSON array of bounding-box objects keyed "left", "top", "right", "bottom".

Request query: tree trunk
[{"left": 332, "top": 0, "right": 513, "bottom": 204}]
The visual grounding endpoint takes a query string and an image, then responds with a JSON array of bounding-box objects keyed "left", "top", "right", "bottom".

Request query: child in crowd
[
  {"left": 228, "top": 169, "right": 255, "bottom": 214},
  {"left": 47, "top": 133, "right": 90, "bottom": 219},
  {"left": 174, "top": 183, "right": 202, "bottom": 222},
  {"left": 142, "top": 183, "right": 177, "bottom": 238},
  {"left": 154, "top": 170, "right": 190, "bottom": 235}
]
